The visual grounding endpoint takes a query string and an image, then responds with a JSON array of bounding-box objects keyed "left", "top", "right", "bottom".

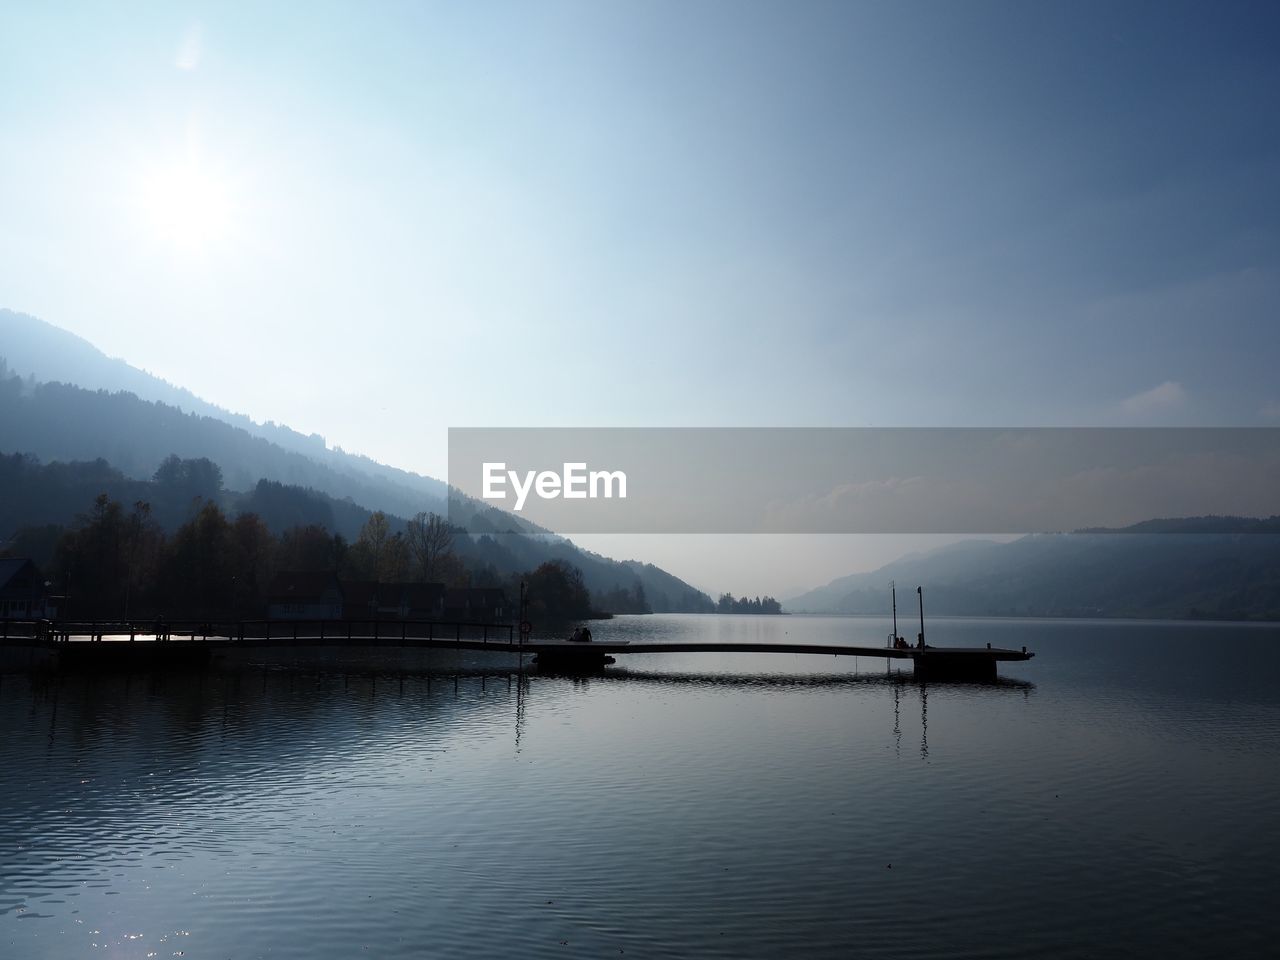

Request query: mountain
[
  {"left": 787, "top": 540, "right": 1007, "bottom": 613},
  {"left": 786, "top": 524, "right": 1280, "bottom": 621},
  {"left": 0, "top": 309, "right": 447, "bottom": 506},
  {"left": 0, "top": 311, "right": 713, "bottom": 612}
]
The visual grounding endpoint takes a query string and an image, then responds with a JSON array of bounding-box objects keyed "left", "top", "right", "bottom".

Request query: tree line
[
  {"left": 25, "top": 489, "right": 624, "bottom": 623},
  {"left": 716, "top": 593, "right": 784, "bottom": 614},
  {"left": 40, "top": 492, "right": 464, "bottom": 620},
  {"left": 1, "top": 457, "right": 628, "bottom": 621},
  {"left": 0, "top": 447, "right": 714, "bottom": 613}
]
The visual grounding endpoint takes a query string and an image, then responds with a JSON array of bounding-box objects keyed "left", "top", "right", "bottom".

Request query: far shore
[{"left": 757, "top": 611, "right": 1280, "bottom": 625}]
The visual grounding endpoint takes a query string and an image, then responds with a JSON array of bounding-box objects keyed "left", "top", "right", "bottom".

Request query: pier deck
[{"left": 0, "top": 619, "right": 1033, "bottom": 679}]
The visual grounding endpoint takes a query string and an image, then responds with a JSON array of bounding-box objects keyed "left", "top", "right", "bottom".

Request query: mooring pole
[
  {"left": 891, "top": 581, "right": 898, "bottom": 643},
  {"left": 917, "top": 585, "right": 924, "bottom": 647}
]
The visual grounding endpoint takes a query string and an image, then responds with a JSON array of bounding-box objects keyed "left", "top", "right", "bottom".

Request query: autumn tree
[{"left": 347, "top": 511, "right": 409, "bottom": 582}]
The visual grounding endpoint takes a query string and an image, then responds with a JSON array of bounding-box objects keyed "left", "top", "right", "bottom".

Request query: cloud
[
  {"left": 1119, "top": 380, "right": 1187, "bottom": 419},
  {"left": 1261, "top": 401, "right": 1280, "bottom": 421}
]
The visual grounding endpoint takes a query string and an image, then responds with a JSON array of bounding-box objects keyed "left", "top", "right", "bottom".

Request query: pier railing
[
  {"left": 0, "top": 618, "right": 518, "bottom": 646},
  {"left": 237, "top": 619, "right": 516, "bottom": 645}
]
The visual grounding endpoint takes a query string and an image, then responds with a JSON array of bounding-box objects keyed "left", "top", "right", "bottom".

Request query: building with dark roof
[
  {"left": 265, "top": 571, "right": 343, "bottom": 620},
  {"left": 0, "top": 558, "right": 57, "bottom": 619},
  {"left": 265, "top": 572, "right": 505, "bottom": 622},
  {"left": 444, "top": 587, "right": 508, "bottom": 622}
]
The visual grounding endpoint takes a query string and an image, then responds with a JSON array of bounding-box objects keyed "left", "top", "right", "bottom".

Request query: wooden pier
[{"left": 0, "top": 618, "right": 1033, "bottom": 680}]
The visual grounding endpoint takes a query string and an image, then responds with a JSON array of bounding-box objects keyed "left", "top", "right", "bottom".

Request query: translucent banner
[{"left": 447, "top": 428, "right": 1280, "bottom": 534}]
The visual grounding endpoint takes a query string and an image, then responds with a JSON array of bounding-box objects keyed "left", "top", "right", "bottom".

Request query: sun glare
[{"left": 138, "top": 159, "right": 235, "bottom": 255}]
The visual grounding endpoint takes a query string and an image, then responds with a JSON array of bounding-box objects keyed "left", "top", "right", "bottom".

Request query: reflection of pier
[
  {"left": 545, "top": 639, "right": 1032, "bottom": 680},
  {"left": 1, "top": 619, "right": 1034, "bottom": 681}
]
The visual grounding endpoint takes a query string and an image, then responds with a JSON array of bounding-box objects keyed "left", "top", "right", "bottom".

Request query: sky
[{"left": 2, "top": 1, "right": 1278, "bottom": 597}]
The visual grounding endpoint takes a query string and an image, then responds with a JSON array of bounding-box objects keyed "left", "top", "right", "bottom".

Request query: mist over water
[{"left": 2, "top": 615, "right": 1277, "bottom": 958}]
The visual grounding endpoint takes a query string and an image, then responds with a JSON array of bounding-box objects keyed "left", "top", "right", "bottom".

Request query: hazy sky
[{"left": 2, "top": 1, "right": 1278, "bottom": 596}]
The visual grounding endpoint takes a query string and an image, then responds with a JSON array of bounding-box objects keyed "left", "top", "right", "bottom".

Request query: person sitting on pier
[{"left": 568, "top": 626, "right": 593, "bottom": 643}]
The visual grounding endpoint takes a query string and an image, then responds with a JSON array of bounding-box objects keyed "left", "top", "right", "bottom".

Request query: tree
[
  {"left": 121, "top": 500, "right": 162, "bottom": 618},
  {"left": 243, "top": 479, "right": 335, "bottom": 531},
  {"left": 594, "top": 580, "right": 652, "bottom": 614},
  {"left": 525, "top": 560, "right": 593, "bottom": 622},
  {"left": 278, "top": 523, "right": 344, "bottom": 572},
  {"left": 153, "top": 455, "right": 224, "bottom": 498},
  {"left": 1, "top": 523, "right": 63, "bottom": 569},
  {"left": 55, "top": 493, "right": 128, "bottom": 617},
  {"left": 151, "top": 455, "right": 225, "bottom": 528},
  {"left": 714, "top": 592, "right": 782, "bottom": 615},
  {"left": 228, "top": 513, "right": 276, "bottom": 616},
  {"left": 406, "top": 511, "right": 456, "bottom": 582},
  {"left": 382, "top": 532, "right": 410, "bottom": 582},
  {"left": 347, "top": 511, "right": 389, "bottom": 579},
  {"left": 347, "top": 511, "right": 409, "bottom": 581},
  {"left": 161, "top": 500, "right": 235, "bottom": 616}
]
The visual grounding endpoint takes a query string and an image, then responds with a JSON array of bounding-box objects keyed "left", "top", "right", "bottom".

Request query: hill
[
  {"left": 786, "top": 525, "right": 1280, "bottom": 621},
  {"left": 0, "top": 308, "right": 447, "bottom": 508}
]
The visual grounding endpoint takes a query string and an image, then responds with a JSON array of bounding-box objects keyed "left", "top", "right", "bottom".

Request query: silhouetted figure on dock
[{"left": 568, "top": 627, "right": 592, "bottom": 643}]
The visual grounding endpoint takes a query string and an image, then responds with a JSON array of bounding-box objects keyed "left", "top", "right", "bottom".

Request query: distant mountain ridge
[
  {"left": 787, "top": 523, "right": 1280, "bottom": 621},
  {"left": 0, "top": 309, "right": 445, "bottom": 505}
]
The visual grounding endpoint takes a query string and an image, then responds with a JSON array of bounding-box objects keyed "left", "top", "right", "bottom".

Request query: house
[
  {"left": 339, "top": 580, "right": 381, "bottom": 620},
  {"left": 401, "top": 582, "right": 446, "bottom": 619},
  {"left": 341, "top": 581, "right": 447, "bottom": 620},
  {"left": 265, "top": 574, "right": 503, "bottom": 622},
  {"left": 0, "top": 558, "right": 58, "bottom": 619},
  {"left": 266, "top": 571, "right": 343, "bottom": 620},
  {"left": 444, "top": 587, "right": 508, "bottom": 622}
]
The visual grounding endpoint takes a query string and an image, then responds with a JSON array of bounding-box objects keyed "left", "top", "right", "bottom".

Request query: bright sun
[{"left": 138, "top": 159, "right": 235, "bottom": 254}]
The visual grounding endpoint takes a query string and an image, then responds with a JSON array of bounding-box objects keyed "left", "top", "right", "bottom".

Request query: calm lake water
[{"left": 2, "top": 615, "right": 1278, "bottom": 959}]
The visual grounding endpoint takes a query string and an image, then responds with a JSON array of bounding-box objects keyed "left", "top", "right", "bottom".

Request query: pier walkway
[{"left": 0, "top": 619, "right": 1034, "bottom": 680}]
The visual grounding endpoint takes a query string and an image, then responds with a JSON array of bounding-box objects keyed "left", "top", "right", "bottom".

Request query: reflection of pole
[
  {"left": 514, "top": 670, "right": 527, "bottom": 753},
  {"left": 893, "top": 681, "right": 901, "bottom": 758},
  {"left": 920, "top": 684, "right": 928, "bottom": 759},
  {"left": 518, "top": 579, "right": 528, "bottom": 661}
]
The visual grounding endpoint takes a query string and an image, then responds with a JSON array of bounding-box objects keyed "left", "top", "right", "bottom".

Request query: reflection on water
[{"left": 1, "top": 615, "right": 1278, "bottom": 959}]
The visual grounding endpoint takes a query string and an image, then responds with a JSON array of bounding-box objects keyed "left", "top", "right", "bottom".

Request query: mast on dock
[
  {"left": 916, "top": 585, "right": 925, "bottom": 647},
  {"left": 890, "top": 581, "right": 899, "bottom": 645}
]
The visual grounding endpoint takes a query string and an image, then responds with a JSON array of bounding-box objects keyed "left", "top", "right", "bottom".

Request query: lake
[{"left": 2, "top": 614, "right": 1278, "bottom": 958}]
